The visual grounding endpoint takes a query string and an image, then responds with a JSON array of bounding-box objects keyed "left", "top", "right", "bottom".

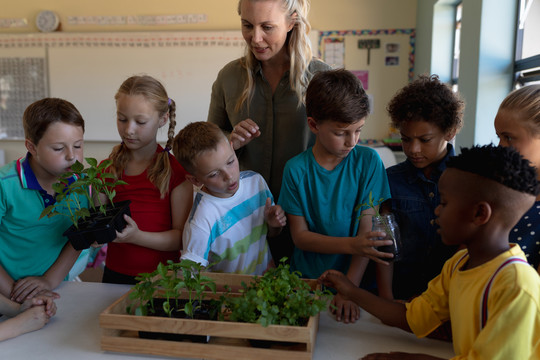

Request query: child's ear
[
  {"left": 444, "top": 129, "right": 457, "bottom": 142},
  {"left": 25, "top": 139, "right": 37, "bottom": 156},
  {"left": 185, "top": 173, "right": 203, "bottom": 188},
  {"left": 159, "top": 113, "right": 169, "bottom": 128},
  {"left": 307, "top": 117, "right": 319, "bottom": 134},
  {"left": 472, "top": 201, "right": 492, "bottom": 225}
]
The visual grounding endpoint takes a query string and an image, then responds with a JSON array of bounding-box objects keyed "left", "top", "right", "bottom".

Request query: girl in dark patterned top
[{"left": 494, "top": 84, "right": 540, "bottom": 273}]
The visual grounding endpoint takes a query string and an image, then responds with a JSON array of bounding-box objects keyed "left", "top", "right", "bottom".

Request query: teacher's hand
[{"left": 231, "top": 119, "right": 261, "bottom": 150}]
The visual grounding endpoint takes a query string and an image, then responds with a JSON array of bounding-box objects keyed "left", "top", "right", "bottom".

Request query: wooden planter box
[{"left": 100, "top": 273, "right": 320, "bottom": 360}]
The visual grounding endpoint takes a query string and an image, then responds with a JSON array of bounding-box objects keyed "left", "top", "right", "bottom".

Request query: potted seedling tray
[
  {"left": 39, "top": 158, "right": 129, "bottom": 250},
  {"left": 64, "top": 200, "right": 131, "bottom": 250},
  {"left": 100, "top": 272, "right": 322, "bottom": 360}
]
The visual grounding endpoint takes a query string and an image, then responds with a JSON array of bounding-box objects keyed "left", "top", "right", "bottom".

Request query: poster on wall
[
  {"left": 386, "top": 43, "right": 400, "bottom": 53},
  {"left": 351, "top": 70, "right": 369, "bottom": 90},
  {"left": 385, "top": 56, "right": 399, "bottom": 66},
  {"left": 323, "top": 37, "right": 344, "bottom": 68}
]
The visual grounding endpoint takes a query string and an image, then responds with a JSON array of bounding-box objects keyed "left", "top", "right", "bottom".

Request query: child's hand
[
  {"left": 230, "top": 119, "right": 261, "bottom": 150},
  {"left": 351, "top": 231, "right": 395, "bottom": 264},
  {"left": 330, "top": 293, "right": 360, "bottom": 323},
  {"left": 11, "top": 277, "right": 53, "bottom": 303},
  {"left": 20, "top": 294, "right": 58, "bottom": 317},
  {"left": 264, "top": 198, "right": 287, "bottom": 228},
  {"left": 318, "top": 269, "right": 356, "bottom": 298},
  {"left": 15, "top": 305, "right": 52, "bottom": 336},
  {"left": 114, "top": 214, "right": 139, "bottom": 243}
]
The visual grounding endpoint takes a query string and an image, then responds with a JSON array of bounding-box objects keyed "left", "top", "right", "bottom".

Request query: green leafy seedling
[{"left": 39, "top": 157, "right": 127, "bottom": 229}]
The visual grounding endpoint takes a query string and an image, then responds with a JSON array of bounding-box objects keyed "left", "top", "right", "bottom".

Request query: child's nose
[
  {"left": 65, "top": 148, "right": 75, "bottom": 161},
  {"left": 345, "top": 134, "right": 356, "bottom": 147},
  {"left": 410, "top": 139, "right": 421, "bottom": 153},
  {"left": 126, "top": 121, "right": 137, "bottom": 134}
]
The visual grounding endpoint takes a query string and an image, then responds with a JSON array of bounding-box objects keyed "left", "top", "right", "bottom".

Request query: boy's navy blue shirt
[{"left": 386, "top": 143, "right": 458, "bottom": 300}]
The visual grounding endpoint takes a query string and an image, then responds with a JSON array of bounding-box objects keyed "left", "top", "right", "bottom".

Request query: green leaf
[
  {"left": 87, "top": 167, "right": 97, "bottom": 179},
  {"left": 86, "top": 157, "right": 98, "bottom": 167},
  {"left": 184, "top": 302, "right": 193, "bottom": 317},
  {"left": 71, "top": 160, "right": 84, "bottom": 172},
  {"left": 97, "top": 159, "right": 112, "bottom": 171},
  {"left": 39, "top": 205, "right": 55, "bottom": 219}
]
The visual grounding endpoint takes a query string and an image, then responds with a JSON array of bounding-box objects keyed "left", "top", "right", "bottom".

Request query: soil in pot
[{"left": 139, "top": 298, "right": 218, "bottom": 343}]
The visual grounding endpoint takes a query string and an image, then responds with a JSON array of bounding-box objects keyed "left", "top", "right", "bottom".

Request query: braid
[
  {"left": 165, "top": 99, "right": 176, "bottom": 150},
  {"left": 109, "top": 143, "right": 131, "bottom": 179},
  {"left": 148, "top": 99, "right": 176, "bottom": 199}
]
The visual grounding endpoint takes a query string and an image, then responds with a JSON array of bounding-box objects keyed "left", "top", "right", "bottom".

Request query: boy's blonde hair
[
  {"left": 498, "top": 85, "right": 540, "bottom": 136},
  {"left": 236, "top": 0, "right": 312, "bottom": 112},
  {"left": 173, "top": 122, "right": 228, "bottom": 175},
  {"left": 108, "top": 75, "right": 176, "bottom": 198},
  {"left": 23, "top": 98, "right": 85, "bottom": 145}
]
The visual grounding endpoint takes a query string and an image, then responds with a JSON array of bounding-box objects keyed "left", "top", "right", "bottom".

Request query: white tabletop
[{"left": 1, "top": 281, "right": 455, "bottom": 359}]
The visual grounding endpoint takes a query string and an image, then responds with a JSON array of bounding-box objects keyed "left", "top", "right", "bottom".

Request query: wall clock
[{"left": 36, "top": 10, "right": 60, "bottom": 32}]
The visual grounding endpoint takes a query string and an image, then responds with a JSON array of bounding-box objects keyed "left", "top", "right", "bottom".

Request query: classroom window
[
  {"left": 450, "top": 2, "right": 462, "bottom": 92},
  {"left": 514, "top": 0, "right": 540, "bottom": 87}
]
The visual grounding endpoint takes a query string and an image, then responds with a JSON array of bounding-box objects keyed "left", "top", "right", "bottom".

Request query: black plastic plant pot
[
  {"left": 139, "top": 299, "right": 217, "bottom": 343},
  {"left": 64, "top": 200, "right": 131, "bottom": 250}
]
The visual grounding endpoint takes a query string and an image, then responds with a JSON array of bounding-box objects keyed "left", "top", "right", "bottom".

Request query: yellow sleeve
[
  {"left": 405, "top": 258, "right": 455, "bottom": 337},
  {"left": 450, "top": 267, "right": 540, "bottom": 360}
]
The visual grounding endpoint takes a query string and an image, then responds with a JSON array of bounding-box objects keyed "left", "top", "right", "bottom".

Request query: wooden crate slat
[
  {"left": 101, "top": 335, "right": 313, "bottom": 360},
  {"left": 100, "top": 297, "right": 314, "bottom": 342},
  {"left": 100, "top": 272, "right": 319, "bottom": 359}
]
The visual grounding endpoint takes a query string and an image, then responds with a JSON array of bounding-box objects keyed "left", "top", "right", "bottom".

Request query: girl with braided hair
[{"left": 102, "top": 75, "right": 191, "bottom": 284}]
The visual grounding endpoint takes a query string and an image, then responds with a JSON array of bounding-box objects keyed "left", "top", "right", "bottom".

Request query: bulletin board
[
  {"left": 0, "top": 31, "right": 244, "bottom": 141},
  {"left": 317, "top": 29, "right": 416, "bottom": 140}
]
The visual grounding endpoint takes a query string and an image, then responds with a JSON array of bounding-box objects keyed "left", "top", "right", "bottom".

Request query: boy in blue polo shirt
[{"left": 0, "top": 98, "right": 90, "bottom": 302}]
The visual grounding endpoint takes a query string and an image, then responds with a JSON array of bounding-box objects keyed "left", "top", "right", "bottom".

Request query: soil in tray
[
  {"left": 139, "top": 298, "right": 218, "bottom": 343},
  {"left": 247, "top": 338, "right": 304, "bottom": 349},
  {"left": 65, "top": 200, "right": 131, "bottom": 250}
]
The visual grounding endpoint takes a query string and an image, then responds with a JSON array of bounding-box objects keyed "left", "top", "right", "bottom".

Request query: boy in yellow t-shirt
[{"left": 319, "top": 144, "right": 540, "bottom": 360}]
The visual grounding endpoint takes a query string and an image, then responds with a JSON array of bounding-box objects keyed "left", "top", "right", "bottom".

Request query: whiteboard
[
  {"left": 48, "top": 32, "right": 244, "bottom": 141},
  {"left": 1, "top": 31, "right": 244, "bottom": 141}
]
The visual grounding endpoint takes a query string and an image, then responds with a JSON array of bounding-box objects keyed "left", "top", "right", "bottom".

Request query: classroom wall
[{"left": 0, "top": 0, "right": 417, "bottom": 163}]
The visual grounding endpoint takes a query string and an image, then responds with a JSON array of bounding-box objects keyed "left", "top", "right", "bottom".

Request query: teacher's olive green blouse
[{"left": 207, "top": 58, "right": 331, "bottom": 198}]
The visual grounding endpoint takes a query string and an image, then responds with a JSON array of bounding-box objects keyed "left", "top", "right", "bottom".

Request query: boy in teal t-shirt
[
  {"left": 279, "top": 69, "right": 393, "bottom": 324},
  {"left": 0, "top": 98, "right": 89, "bottom": 302}
]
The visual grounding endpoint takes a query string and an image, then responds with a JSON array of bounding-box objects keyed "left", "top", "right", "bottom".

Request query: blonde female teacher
[{"left": 208, "top": 0, "right": 330, "bottom": 200}]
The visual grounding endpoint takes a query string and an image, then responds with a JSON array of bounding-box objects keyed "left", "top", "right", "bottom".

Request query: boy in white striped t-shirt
[{"left": 173, "top": 121, "right": 286, "bottom": 275}]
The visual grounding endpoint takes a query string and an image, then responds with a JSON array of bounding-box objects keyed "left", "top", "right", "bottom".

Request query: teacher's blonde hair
[{"left": 236, "top": 0, "right": 313, "bottom": 112}]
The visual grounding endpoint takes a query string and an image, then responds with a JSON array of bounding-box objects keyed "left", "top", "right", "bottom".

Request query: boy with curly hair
[
  {"left": 384, "top": 74, "right": 465, "bottom": 300},
  {"left": 320, "top": 144, "right": 540, "bottom": 360}
]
